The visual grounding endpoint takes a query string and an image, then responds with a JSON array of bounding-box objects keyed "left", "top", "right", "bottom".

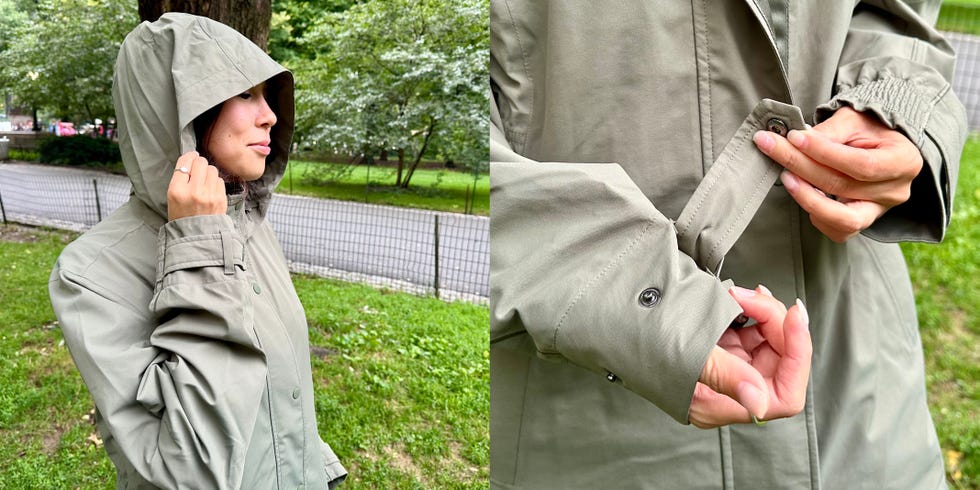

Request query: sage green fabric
[
  {"left": 49, "top": 13, "right": 346, "bottom": 488},
  {"left": 490, "top": 0, "right": 967, "bottom": 488}
]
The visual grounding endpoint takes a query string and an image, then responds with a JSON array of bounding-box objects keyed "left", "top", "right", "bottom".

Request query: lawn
[
  {"left": 0, "top": 225, "right": 488, "bottom": 488},
  {"left": 902, "top": 134, "right": 980, "bottom": 488},
  {"left": 276, "top": 160, "right": 489, "bottom": 216},
  {"left": 939, "top": 1, "right": 980, "bottom": 35}
]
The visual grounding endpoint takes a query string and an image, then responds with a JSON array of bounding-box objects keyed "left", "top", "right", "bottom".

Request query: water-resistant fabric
[
  {"left": 49, "top": 13, "right": 345, "bottom": 488},
  {"left": 490, "top": 0, "right": 966, "bottom": 488}
]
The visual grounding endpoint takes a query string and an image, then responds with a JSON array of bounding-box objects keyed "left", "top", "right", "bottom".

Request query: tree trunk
[
  {"left": 399, "top": 120, "right": 437, "bottom": 189},
  {"left": 138, "top": 0, "right": 272, "bottom": 50},
  {"left": 396, "top": 148, "right": 405, "bottom": 186}
]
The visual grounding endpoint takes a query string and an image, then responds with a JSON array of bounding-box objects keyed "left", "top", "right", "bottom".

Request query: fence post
[
  {"left": 433, "top": 214, "right": 440, "bottom": 299},
  {"left": 93, "top": 178, "right": 102, "bottom": 222},
  {"left": 0, "top": 187, "right": 7, "bottom": 225}
]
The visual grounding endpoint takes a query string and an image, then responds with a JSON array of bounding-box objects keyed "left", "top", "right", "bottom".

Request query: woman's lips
[{"left": 249, "top": 144, "right": 271, "bottom": 156}]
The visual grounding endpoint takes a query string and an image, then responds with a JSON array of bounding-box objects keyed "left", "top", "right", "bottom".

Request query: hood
[{"left": 112, "top": 12, "right": 294, "bottom": 219}]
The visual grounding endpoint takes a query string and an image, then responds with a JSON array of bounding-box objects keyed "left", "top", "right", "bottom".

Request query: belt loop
[{"left": 220, "top": 229, "right": 236, "bottom": 275}]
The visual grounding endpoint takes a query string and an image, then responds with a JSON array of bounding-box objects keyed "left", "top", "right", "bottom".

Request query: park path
[{"left": 0, "top": 162, "right": 489, "bottom": 300}]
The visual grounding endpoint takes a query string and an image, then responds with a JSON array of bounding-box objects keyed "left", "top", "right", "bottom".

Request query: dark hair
[{"left": 192, "top": 102, "right": 246, "bottom": 195}]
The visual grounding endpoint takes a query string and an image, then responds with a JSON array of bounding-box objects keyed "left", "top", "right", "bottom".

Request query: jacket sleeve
[
  {"left": 490, "top": 95, "right": 743, "bottom": 424},
  {"left": 815, "top": 0, "right": 968, "bottom": 242},
  {"left": 50, "top": 214, "right": 266, "bottom": 489}
]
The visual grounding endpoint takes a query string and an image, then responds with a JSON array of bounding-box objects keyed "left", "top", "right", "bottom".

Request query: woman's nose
[{"left": 257, "top": 95, "right": 277, "bottom": 128}]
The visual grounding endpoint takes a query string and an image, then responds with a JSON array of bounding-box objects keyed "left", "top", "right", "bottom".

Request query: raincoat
[
  {"left": 49, "top": 13, "right": 346, "bottom": 489},
  {"left": 490, "top": 1, "right": 967, "bottom": 488}
]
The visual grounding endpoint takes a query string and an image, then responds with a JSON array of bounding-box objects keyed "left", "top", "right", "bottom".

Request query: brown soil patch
[{"left": 0, "top": 223, "right": 74, "bottom": 243}]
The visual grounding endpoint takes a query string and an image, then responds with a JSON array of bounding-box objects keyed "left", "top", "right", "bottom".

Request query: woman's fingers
[
  {"left": 729, "top": 286, "right": 786, "bottom": 355},
  {"left": 698, "top": 346, "right": 769, "bottom": 421},
  {"left": 771, "top": 300, "right": 812, "bottom": 416},
  {"left": 167, "top": 151, "right": 227, "bottom": 221}
]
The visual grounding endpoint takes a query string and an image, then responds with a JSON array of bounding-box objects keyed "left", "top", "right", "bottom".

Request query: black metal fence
[
  {"left": 0, "top": 164, "right": 489, "bottom": 304},
  {"left": 942, "top": 2, "right": 980, "bottom": 131}
]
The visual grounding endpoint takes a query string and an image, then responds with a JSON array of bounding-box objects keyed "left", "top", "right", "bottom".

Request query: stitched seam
[
  {"left": 552, "top": 222, "right": 657, "bottom": 353},
  {"left": 503, "top": 0, "right": 534, "bottom": 153},
  {"left": 708, "top": 164, "right": 777, "bottom": 268},
  {"left": 702, "top": 0, "right": 713, "bottom": 165}
]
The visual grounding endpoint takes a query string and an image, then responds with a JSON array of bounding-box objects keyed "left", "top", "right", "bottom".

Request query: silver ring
[{"left": 176, "top": 166, "right": 189, "bottom": 174}]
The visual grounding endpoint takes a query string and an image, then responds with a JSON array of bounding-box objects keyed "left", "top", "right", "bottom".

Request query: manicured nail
[
  {"left": 730, "top": 286, "right": 756, "bottom": 298},
  {"left": 780, "top": 171, "right": 799, "bottom": 192},
  {"left": 796, "top": 298, "right": 809, "bottom": 328},
  {"left": 753, "top": 131, "right": 774, "bottom": 152},
  {"left": 787, "top": 130, "right": 805, "bottom": 147},
  {"left": 757, "top": 284, "right": 773, "bottom": 297},
  {"left": 736, "top": 381, "right": 767, "bottom": 420}
]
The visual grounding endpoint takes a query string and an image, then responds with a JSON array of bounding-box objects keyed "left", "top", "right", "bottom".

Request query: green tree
[
  {"left": 295, "top": 0, "right": 489, "bottom": 188},
  {"left": 0, "top": 0, "right": 137, "bottom": 125},
  {"left": 269, "top": 0, "right": 360, "bottom": 62}
]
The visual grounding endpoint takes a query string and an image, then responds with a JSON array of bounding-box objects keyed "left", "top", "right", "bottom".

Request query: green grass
[
  {"left": 276, "top": 161, "right": 489, "bottom": 216},
  {"left": 902, "top": 134, "right": 980, "bottom": 489},
  {"left": 0, "top": 225, "right": 488, "bottom": 488},
  {"left": 938, "top": 1, "right": 980, "bottom": 35}
]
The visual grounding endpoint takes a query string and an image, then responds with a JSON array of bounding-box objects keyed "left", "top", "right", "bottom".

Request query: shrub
[{"left": 38, "top": 135, "right": 121, "bottom": 167}]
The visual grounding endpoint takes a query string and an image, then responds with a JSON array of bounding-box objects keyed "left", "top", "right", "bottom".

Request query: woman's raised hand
[
  {"left": 689, "top": 286, "right": 812, "bottom": 429},
  {"left": 167, "top": 151, "right": 228, "bottom": 221}
]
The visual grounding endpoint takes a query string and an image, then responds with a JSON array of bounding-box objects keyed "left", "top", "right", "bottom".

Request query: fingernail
[
  {"left": 757, "top": 284, "right": 773, "bottom": 297},
  {"left": 780, "top": 171, "right": 799, "bottom": 191},
  {"left": 736, "top": 381, "right": 767, "bottom": 420},
  {"left": 753, "top": 131, "right": 774, "bottom": 152},
  {"left": 787, "top": 130, "right": 805, "bottom": 147},
  {"left": 730, "top": 286, "right": 756, "bottom": 298},
  {"left": 796, "top": 298, "right": 810, "bottom": 328}
]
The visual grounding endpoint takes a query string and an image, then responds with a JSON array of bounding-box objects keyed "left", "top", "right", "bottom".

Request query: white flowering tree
[
  {"left": 294, "top": 0, "right": 489, "bottom": 188},
  {"left": 0, "top": 0, "right": 137, "bottom": 124}
]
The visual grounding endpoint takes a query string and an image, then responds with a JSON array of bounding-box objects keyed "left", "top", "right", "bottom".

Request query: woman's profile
[{"left": 49, "top": 13, "right": 346, "bottom": 488}]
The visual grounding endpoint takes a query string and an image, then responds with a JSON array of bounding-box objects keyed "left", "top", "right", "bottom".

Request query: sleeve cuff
[
  {"left": 158, "top": 215, "right": 246, "bottom": 280},
  {"left": 553, "top": 226, "right": 743, "bottom": 424}
]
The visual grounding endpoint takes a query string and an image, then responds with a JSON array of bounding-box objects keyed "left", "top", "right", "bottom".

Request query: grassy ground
[
  {"left": 939, "top": 1, "right": 980, "bottom": 35},
  {"left": 0, "top": 225, "right": 488, "bottom": 488},
  {"left": 903, "top": 134, "right": 980, "bottom": 488},
  {"left": 276, "top": 161, "right": 489, "bottom": 216}
]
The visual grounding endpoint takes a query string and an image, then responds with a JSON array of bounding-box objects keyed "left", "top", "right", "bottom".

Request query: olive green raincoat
[
  {"left": 49, "top": 13, "right": 346, "bottom": 488},
  {"left": 490, "top": 1, "right": 967, "bottom": 488}
]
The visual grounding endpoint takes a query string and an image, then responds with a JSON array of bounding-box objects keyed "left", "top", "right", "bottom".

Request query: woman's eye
[{"left": 238, "top": 92, "right": 252, "bottom": 100}]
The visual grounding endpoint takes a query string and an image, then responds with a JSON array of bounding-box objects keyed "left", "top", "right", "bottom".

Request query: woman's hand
[
  {"left": 167, "top": 151, "right": 228, "bottom": 221},
  {"left": 753, "top": 107, "right": 923, "bottom": 242},
  {"left": 690, "top": 286, "right": 812, "bottom": 429}
]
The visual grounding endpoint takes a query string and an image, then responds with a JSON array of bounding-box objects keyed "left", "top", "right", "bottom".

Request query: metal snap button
[
  {"left": 606, "top": 372, "right": 618, "bottom": 382},
  {"left": 252, "top": 283, "right": 261, "bottom": 294},
  {"left": 638, "top": 287, "right": 662, "bottom": 307},
  {"left": 292, "top": 388, "right": 300, "bottom": 399},
  {"left": 766, "top": 118, "right": 788, "bottom": 136}
]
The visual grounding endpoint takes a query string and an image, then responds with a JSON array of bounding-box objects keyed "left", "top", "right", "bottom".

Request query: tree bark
[
  {"left": 396, "top": 148, "right": 405, "bottom": 186},
  {"left": 400, "top": 119, "right": 437, "bottom": 189},
  {"left": 138, "top": 0, "right": 272, "bottom": 50}
]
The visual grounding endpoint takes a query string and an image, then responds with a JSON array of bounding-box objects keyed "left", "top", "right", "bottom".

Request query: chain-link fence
[
  {"left": 942, "top": 2, "right": 980, "bottom": 131},
  {"left": 0, "top": 163, "right": 488, "bottom": 304}
]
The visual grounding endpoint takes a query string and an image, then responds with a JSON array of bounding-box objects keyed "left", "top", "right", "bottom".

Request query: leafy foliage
[
  {"left": 293, "top": 0, "right": 489, "bottom": 186},
  {"left": 0, "top": 0, "right": 138, "bottom": 122},
  {"left": 38, "top": 135, "right": 121, "bottom": 167}
]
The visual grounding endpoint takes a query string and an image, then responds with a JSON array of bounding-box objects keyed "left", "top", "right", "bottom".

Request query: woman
[
  {"left": 490, "top": 0, "right": 965, "bottom": 488},
  {"left": 49, "top": 13, "right": 346, "bottom": 488}
]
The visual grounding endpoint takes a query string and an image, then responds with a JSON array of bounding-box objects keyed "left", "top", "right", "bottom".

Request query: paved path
[{"left": 0, "top": 162, "right": 489, "bottom": 298}]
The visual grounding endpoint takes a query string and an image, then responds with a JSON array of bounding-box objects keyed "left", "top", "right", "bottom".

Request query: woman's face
[{"left": 206, "top": 83, "right": 277, "bottom": 181}]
